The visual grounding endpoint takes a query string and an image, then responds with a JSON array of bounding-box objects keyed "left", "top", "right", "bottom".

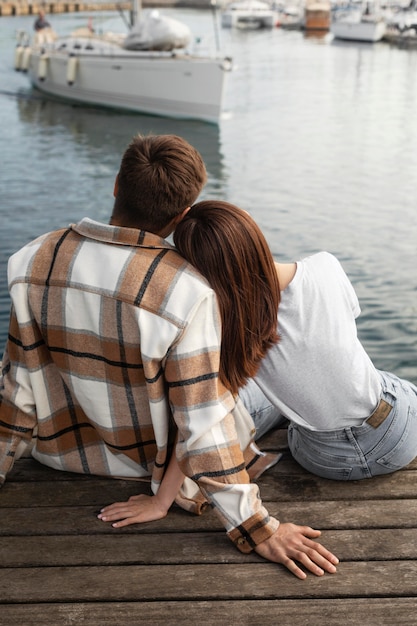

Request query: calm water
[{"left": 0, "top": 9, "right": 416, "bottom": 382}]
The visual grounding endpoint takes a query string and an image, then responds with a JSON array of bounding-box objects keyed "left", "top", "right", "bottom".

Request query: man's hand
[
  {"left": 254, "top": 522, "right": 339, "bottom": 579},
  {"left": 97, "top": 494, "right": 169, "bottom": 528}
]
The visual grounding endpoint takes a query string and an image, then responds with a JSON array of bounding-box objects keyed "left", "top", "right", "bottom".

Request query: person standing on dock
[
  {"left": 33, "top": 10, "right": 51, "bottom": 32},
  {"left": 0, "top": 134, "right": 338, "bottom": 580}
]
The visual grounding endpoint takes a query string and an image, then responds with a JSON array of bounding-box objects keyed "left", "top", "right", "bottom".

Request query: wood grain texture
[{"left": 1, "top": 431, "right": 416, "bottom": 625}]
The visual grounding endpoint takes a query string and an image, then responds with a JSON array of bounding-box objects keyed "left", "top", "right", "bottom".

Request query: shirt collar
[{"left": 70, "top": 217, "right": 175, "bottom": 250}]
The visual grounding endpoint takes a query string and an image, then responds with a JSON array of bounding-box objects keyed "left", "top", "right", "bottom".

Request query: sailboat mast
[{"left": 132, "top": 0, "right": 142, "bottom": 26}]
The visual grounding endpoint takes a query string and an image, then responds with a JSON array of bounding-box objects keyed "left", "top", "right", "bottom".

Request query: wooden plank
[
  {"left": 259, "top": 467, "right": 417, "bottom": 501},
  {"left": 1, "top": 599, "right": 417, "bottom": 626},
  {"left": 2, "top": 467, "right": 417, "bottom": 508},
  {"left": 7, "top": 459, "right": 105, "bottom": 482},
  {"left": 0, "top": 479, "right": 151, "bottom": 507},
  {"left": 268, "top": 498, "right": 417, "bottom": 530},
  {"left": 7, "top": 453, "right": 417, "bottom": 483},
  {"left": 1, "top": 561, "right": 417, "bottom": 603},
  {"left": 1, "top": 499, "right": 416, "bottom": 536},
  {"left": 1, "top": 528, "right": 417, "bottom": 567}
]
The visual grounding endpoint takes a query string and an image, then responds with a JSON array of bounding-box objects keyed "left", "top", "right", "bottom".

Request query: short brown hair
[
  {"left": 113, "top": 134, "right": 207, "bottom": 232},
  {"left": 174, "top": 201, "right": 280, "bottom": 395}
]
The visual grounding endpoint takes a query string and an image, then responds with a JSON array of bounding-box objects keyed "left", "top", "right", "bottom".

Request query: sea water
[{"left": 0, "top": 8, "right": 416, "bottom": 382}]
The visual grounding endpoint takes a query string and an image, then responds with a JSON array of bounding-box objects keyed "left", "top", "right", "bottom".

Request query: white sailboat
[
  {"left": 221, "top": 0, "right": 278, "bottom": 29},
  {"left": 330, "top": 1, "right": 387, "bottom": 42},
  {"left": 14, "top": 2, "right": 232, "bottom": 124}
]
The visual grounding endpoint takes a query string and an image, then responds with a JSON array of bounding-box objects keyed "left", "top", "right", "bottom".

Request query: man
[
  {"left": 33, "top": 10, "right": 51, "bottom": 32},
  {"left": 0, "top": 134, "right": 338, "bottom": 579}
]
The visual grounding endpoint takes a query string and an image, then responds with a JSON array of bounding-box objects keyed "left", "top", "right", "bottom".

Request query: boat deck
[{"left": 1, "top": 428, "right": 417, "bottom": 625}]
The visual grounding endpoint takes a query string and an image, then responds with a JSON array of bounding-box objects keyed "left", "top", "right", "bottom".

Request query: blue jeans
[
  {"left": 239, "top": 378, "right": 287, "bottom": 439},
  {"left": 240, "top": 371, "right": 417, "bottom": 481}
]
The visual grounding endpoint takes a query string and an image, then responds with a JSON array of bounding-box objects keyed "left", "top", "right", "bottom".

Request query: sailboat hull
[
  {"left": 331, "top": 18, "right": 386, "bottom": 42},
  {"left": 26, "top": 42, "right": 231, "bottom": 124}
]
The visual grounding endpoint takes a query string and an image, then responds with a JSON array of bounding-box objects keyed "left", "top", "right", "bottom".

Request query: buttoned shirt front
[{"left": 0, "top": 218, "right": 278, "bottom": 551}]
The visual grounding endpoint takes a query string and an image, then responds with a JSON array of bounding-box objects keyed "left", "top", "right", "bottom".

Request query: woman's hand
[
  {"left": 254, "top": 522, "right": 339, "bottom": 579},
  {"left": 97, "top": 493, "right": 169, "bottom": 528},
  {"left": 98, "top": 441, "right": 185, "bottom": 528}
]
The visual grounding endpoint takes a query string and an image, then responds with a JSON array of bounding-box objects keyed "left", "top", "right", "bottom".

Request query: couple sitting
[{"left": 1, "top": 134, "right": 416, "bottom": 580}]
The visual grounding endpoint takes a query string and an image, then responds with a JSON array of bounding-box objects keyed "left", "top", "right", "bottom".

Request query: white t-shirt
[{"left": 254, "top": 252, "right": 381, "bottom": 431}]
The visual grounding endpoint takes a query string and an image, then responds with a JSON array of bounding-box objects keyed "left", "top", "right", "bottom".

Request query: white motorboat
[
  {"left": 276, "top": 3, "right": 304, "bottom": 30},
  {"left": 221, "top": 0, "right": 278, "bottom": 29},
  {"left": 14, "top": 3, "right": 232, "bottom": 124},
  {"left": 330, "top": 2, "right": 386, "bottom": 42}
]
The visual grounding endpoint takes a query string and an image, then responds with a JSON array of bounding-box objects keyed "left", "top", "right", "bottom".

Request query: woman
[
  {"left": 173, "top": 200, "right": 417, "bottom": 481},
  {"left": 173, "top": 201, "right": 281, "bottom": 395}
]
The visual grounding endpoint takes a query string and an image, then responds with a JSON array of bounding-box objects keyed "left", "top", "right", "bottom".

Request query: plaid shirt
[{"left": 0, "top": 218, "right": 278, "bottom": 552}]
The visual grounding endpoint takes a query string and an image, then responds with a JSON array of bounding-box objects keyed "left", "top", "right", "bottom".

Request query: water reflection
[{"left": 16, "top": 95, "right": 225, "bottom": 185}]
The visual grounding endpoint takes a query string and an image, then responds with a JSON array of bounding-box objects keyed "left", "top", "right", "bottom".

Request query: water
[{"left": 0, "top": 9, "right": 416, "bottom": 382}]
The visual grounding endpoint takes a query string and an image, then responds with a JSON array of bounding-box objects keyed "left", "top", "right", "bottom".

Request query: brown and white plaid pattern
[{"left": 0, "top": 218, "right": 278, "bottom": 551}]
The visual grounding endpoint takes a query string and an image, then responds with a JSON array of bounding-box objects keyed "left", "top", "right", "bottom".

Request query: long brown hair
[
  {"left": 174, "top": 201, "right": 280, "bottom": 395},
  {"left": 113, "top": 134, "right": 207, "bottom": 232}
]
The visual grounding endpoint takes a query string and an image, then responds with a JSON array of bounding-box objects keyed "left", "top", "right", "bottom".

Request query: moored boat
[
  {"left": 330, "top": 1, "right": 387, "bottom": 42},
  {"left": 304, "top": 0, "right": 331, "bottom": 30},
  {"left": 384, "top": 2, "right": 417, "bottom": 46},
  {"left": 14, "top": 3, "right": 233, "bottom": 124},
  {"left": 276, "top": 2, "right": 305, "bottom": 30},
  {"left": 221, "top": 0, "right": 278, "bottom": 29}
]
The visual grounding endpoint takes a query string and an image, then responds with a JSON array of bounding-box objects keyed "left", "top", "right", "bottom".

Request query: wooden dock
[
  {"left": 0, "top": 0, "right": 212, "bottom": 17},
  {"left": 1, "top": 428, "right": 417, "bottom": 625}
]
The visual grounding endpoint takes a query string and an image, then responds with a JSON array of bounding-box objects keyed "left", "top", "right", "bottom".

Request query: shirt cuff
[
  {"left": 227, "top": 512, "right": 280, "bottom": 554},
  {"left": 175, "top": 476, "right": 210, "bottom": 515}
]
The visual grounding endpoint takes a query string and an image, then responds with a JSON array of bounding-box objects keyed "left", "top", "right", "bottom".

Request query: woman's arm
[
  {"left": 274, "top": 261, "right": 296, "bottom": 291},
  {"left": 98, "top": 445, "right": 185, "bottom": 528}
]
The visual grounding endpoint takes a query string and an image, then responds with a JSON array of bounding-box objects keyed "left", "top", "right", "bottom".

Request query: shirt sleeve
[
  {"left": 0, "top": 305, "right": 37, "bottom": 485},
  {"left": 330, "top": 253, "right": 361, "bottom": 318},
  {"left": 165, "top": 290, "right": 279, "bottom": 552}
]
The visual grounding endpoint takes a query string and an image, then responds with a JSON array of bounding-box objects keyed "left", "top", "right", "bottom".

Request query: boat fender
[
  {"left": 221, "top": 57, "right": 233, "bottom": 72},
  {"left": 14, "top": 45, "right": 24, "bottom": 71},
  {"left": 21, "top": 47, "right": 32, "bottom": 72},
  {"left": 67, "top": 55, "right": 78, "bottom": 86},
  {"left": 38, "top": 53, "right": 49, "bottom": 81}
]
